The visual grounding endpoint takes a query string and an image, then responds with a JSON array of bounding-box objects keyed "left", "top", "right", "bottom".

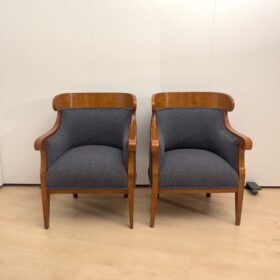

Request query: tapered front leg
[
  {"left": 150, "top": 113, "right": 160, "bottom": 228},
  {"left": 150, "top": 186, "right": 158, "bottom": 228},
  {"left": 235, "top": 161, "right": 245, "bottom": 226},
  {"left": 128, "top": 189, "right": 134, "bottom": 229},
  {"left": 127, "top": 150, "right": 135, "bottom": 229},
  {"left": 41, "top": 189, "right": 50, "bottom": 229},
  {"left": 235, "top": 189, "right": 244, "bottom": 226}
]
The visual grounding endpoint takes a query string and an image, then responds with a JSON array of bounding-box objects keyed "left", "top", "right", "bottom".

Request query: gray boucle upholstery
[
  {"left": 47, "top": 108, "right": 132, "bottom": 170},
  {"left": 156, "top": 108, "right": 239, "bottom": 171},
  {"left": 159, "top": 149, "right": 239, "bottom": 188},
  {"left": 46, "top": 145, "right": 128, "bottom": 189},
  {"left": 149, "top": 108, "right": 240, "bottom": 188}
]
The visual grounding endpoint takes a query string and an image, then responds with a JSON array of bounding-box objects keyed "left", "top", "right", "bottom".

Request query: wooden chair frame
[
  {"left": 150, "top": 92, "right": 252, "bottom": 227},
  {"left": 35, "top": 93, "right": 137, "bottom": 229}
]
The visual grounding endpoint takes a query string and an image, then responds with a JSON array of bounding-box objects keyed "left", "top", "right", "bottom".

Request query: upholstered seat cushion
[
  {"left": 47, "top": 108, "right": 132, "bottom": 170},
  {"left": 46, "top": 145, "right": 128, "bottom": 189},
  {"left": 159, "top": 149, "right": 239, "bottom": 189},
  {"left": 156, "top": 108, "right": 239, "bottom": 172}
]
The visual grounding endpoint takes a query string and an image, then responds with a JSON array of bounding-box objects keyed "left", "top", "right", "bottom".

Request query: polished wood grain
[
  {"left": 53, "top": 92, "right": 136, "bottom": 111},
  {"left": 128, "top": 112, "right": 137, "bottom": 152},
  {"left": 150, "top": 114, "right": 160, "bottom": 227},
  {"left": 151, "top": 114, "right": 159, "bottom": 152},
  {"left": 150, "top": 92, "right": 253, "bottom": 227},
  {"left": 0, "top": 187, "right": 279, "bottom": 280},
  {"left": 152, "top": 92, "right": 235, "bottom": 111},
  {"left": 127, "top": 110, "right": 136, "bottom": 228},
  {"left": 224, "top": 112, "right": 252, "bottom": 150},
  {"left": 34, "top": 112, "right": 62, "bottom": 151},
  {"left": 34, "top": 93, "right": 137, "bottom": 229}
]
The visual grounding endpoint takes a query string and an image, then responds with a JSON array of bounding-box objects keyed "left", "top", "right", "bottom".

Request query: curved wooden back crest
[
  {"left": 152, "top": 92, "right": 235, "bottom": 111},
  {"left": 53, "top": 93, "right": 137, "bottom": 111}
]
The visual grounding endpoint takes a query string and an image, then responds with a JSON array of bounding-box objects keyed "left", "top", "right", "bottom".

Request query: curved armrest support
[
  {"left": 123, "top": 111, "right": 136, "bottom": 174},
  {"left": 151, "top": 115, "right": 159, "bottom": 152},
  {"left": 34, "top": 113, "right": 61, "bottom": 151},
  {"left": 149, "top": 113, "right": 166, "bottom": 189},
  {"left": 151, "top": 114, "right": 165, "bottom": 167},
  {"left": 224, "top": 114, "right": 253, "bottom": 150},
  {"left": 128, "top": 113, "right": 136, "bottom": 152},
  {"left": 127, "top": 112, "right": 136, "bottom": 183}
]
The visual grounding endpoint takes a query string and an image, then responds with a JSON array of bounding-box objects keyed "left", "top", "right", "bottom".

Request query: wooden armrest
[
  {"left": 224, "top": 114, "right": 253, "bottom": 150},
  {"left": 34, "top": 114, "right": 61, "bottom": 151},
  {"left": 151, "top": 114, "right": 159, "bottom": 152},
  {"left": 128, "top": 113, "right": 136, "bottom": 152}
]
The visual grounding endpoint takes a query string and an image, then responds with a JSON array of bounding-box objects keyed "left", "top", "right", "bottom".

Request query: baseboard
[
  {"left": 1, "top": 184, "right": 279, "bottom": 188},
  {"left": 260, "top": 186, "right": 280, "bottom": 188},
  {"left": 2, "top": 183, "right": 40, "bottom": 187},
  {"left": 1, "top": 184, "right": 151, "bottom": 188}
]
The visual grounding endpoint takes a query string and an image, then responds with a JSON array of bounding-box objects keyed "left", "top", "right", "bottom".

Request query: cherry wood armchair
[
  {"left": 35, "top": 93, "right": 136, "bottom": 229},
  {"left": 149, "top": 92, "right": 252, "bottom": 227}
]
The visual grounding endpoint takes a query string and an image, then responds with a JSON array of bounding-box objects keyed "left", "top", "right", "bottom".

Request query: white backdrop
[{"left": 0, "top": 0, "right": 279, "bottom": 185}]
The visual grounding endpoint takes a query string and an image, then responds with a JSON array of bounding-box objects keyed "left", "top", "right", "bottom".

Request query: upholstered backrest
[
  {"left": 156, "top": 108, "right": 221, "bottom": 150},
  {"left": 156, "top": 108, "right": 239, "bottom": 170},
  {"left": 47, "top": 108, "right": 131, "bottom": 168},
  {"left": 61, "top": 108, "right": 131, "bottom": 148}
]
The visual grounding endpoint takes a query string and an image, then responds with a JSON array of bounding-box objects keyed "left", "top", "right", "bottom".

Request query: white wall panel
[
  {"left": 0, "top": 0, "right": 93, "bottom": 183},
  {"left": 158, "top": 0, "right": 216, "bottom": 90},
  {"left": 0, "top": 0, "right": 279, "bottom": 185},
  {"left": 211, "top": 0, "right": 280, "bottom": 185}
]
